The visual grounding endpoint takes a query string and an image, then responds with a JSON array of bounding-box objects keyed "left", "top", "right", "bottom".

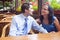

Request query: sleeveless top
[{"left": 42, "top": 16, "right": 57, "bottom": 32}]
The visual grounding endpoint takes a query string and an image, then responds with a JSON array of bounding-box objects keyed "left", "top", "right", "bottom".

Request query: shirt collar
[{"left": 20, "top": 13, "right": 28, "bottom": 20}]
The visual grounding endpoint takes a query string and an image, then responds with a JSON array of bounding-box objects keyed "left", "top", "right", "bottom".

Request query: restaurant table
[{"left": 0, "top": 32, "right": 60, "bottom": 40}]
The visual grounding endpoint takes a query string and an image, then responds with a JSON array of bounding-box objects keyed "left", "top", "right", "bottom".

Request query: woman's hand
[{"left": 50, "top": 31, "right": 55, "bottom": 33}]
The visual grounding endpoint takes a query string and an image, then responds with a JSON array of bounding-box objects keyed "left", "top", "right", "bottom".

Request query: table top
[{"left": 0, "top": 32, "right": 60, "bottom": 40}]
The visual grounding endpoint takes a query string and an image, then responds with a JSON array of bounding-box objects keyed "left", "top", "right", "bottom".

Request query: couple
[{"left": 9, "top": 3, "right": 60, "bottom": 36}]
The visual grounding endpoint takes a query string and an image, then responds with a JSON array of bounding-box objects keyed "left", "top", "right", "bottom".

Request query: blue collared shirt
[{"left": 9, "top": 13, "right": 48, "bottom": 36}]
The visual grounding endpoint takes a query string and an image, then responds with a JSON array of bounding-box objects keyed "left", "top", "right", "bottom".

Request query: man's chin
[
  {"left": 27, "top": 13, "right": 33, "bottom": 16},
  {"left": 27, "top": 14, "right": 30, "bottom": 16},
  {"left": 30, "top": 13, "right": 33, "bottom": 15}
]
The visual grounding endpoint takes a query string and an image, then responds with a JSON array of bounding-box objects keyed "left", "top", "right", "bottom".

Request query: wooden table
[{"left": 0, "top": 32, "right": 60, "bottom": 40}]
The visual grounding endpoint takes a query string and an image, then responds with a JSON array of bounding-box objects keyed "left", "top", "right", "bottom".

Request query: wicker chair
[{"left": 1, "top": 23, "right": 11, "bottom": 37}]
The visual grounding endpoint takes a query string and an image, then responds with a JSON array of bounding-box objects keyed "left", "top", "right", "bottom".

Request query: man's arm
[
  {"left": 32, "top": 18, "right": 48, "bottom": 33},
  {"left": 9, "top": 17, "right": 17, "bottom": 36}
]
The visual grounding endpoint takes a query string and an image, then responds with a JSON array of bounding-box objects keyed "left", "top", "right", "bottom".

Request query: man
[{"left": 9, "top": 3, "right": 48, "bottom": 36}]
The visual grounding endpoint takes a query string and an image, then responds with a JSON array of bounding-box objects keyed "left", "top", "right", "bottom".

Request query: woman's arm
[{"left": 54, "top": 17, "right": 60, "bottom": 31}]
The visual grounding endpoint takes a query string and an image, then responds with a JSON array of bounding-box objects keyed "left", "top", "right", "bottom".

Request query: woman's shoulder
[
  {"left": 53, "top": 16, "right": 59, "bottom": 23},
  {"left": 53, "top": 16, "right": 56, "bottom": 19}
]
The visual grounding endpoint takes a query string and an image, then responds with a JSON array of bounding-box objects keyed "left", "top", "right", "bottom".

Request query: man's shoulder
[
  {"left": 28, "top": 16, "right": 35, "bottom": 20},
  {"left": 13, "top": 14, "right": 22, "bottom": 18},
  {"left": 28, "top": 16, "right": 33, "bottom": 18},
  {"left": 13, "top": 15, "right": 19, "bottom": 18}
]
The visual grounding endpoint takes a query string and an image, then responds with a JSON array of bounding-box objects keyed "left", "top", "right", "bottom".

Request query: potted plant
[{"left": 50, "top": 0, "right": 60, "bottom": 14}]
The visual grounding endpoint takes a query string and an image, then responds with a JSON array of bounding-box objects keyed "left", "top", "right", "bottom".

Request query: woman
[{"left": 39, "top": 4, "right": 60, "bottom": 33}]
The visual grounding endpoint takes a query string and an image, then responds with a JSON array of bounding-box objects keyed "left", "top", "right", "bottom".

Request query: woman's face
[{"left": 41, "top": 5, "right": 49, "bottom": 16}]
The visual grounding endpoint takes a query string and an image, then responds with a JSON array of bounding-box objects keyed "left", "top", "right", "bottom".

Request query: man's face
[
  {"left": 29, "top": 5, "right": 34, "bottom": 15},
  {"left": 25, "top": 5, "right": 34, "bottom": 16}
]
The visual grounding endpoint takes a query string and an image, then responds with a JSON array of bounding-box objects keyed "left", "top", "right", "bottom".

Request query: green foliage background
[{"left": 51, "top": 0, "right": 60, "bottom": 10}]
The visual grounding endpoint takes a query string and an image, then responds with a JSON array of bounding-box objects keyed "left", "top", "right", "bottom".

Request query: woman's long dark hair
[{"left": 40, "top": 5, "right": 54, "bottom": 24}]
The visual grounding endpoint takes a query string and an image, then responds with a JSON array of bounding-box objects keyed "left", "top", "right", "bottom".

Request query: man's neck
[{"left": 23, "top": 13, "right": 28, "bottom": 17}]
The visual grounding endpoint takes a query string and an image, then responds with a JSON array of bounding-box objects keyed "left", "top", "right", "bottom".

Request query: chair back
[{"left": 1, "top": 23, "right": 11, "bottom": 37}]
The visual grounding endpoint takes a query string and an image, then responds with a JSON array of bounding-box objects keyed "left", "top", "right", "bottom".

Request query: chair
[
  {"left": 0, "top": 14, "right": 5, "bottom": 21},
  {"left": 0, "top": 22, "right": 10, "bottom": 37},
  {"left": 1, "top": 23, "right": 11, "bottom": 37},
  {"left": 1, "top": 17, "right": 12, "bottom": 21}
]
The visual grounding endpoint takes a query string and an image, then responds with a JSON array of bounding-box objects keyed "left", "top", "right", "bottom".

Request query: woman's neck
[
  {"left": 43, "top": 15, "right": 48, "bottom": 20},
  {"left": 43, "top": 16, "right": 49, "bottom": 24}
]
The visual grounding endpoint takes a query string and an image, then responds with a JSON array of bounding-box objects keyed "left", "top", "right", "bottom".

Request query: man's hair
[{"left": 21, "top": 3, "right": 30, "bottom": 13}]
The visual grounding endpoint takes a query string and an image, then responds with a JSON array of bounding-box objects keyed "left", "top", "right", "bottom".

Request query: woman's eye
[{"left": 44, "top": 9, "right": 47, "bottom": 10}]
